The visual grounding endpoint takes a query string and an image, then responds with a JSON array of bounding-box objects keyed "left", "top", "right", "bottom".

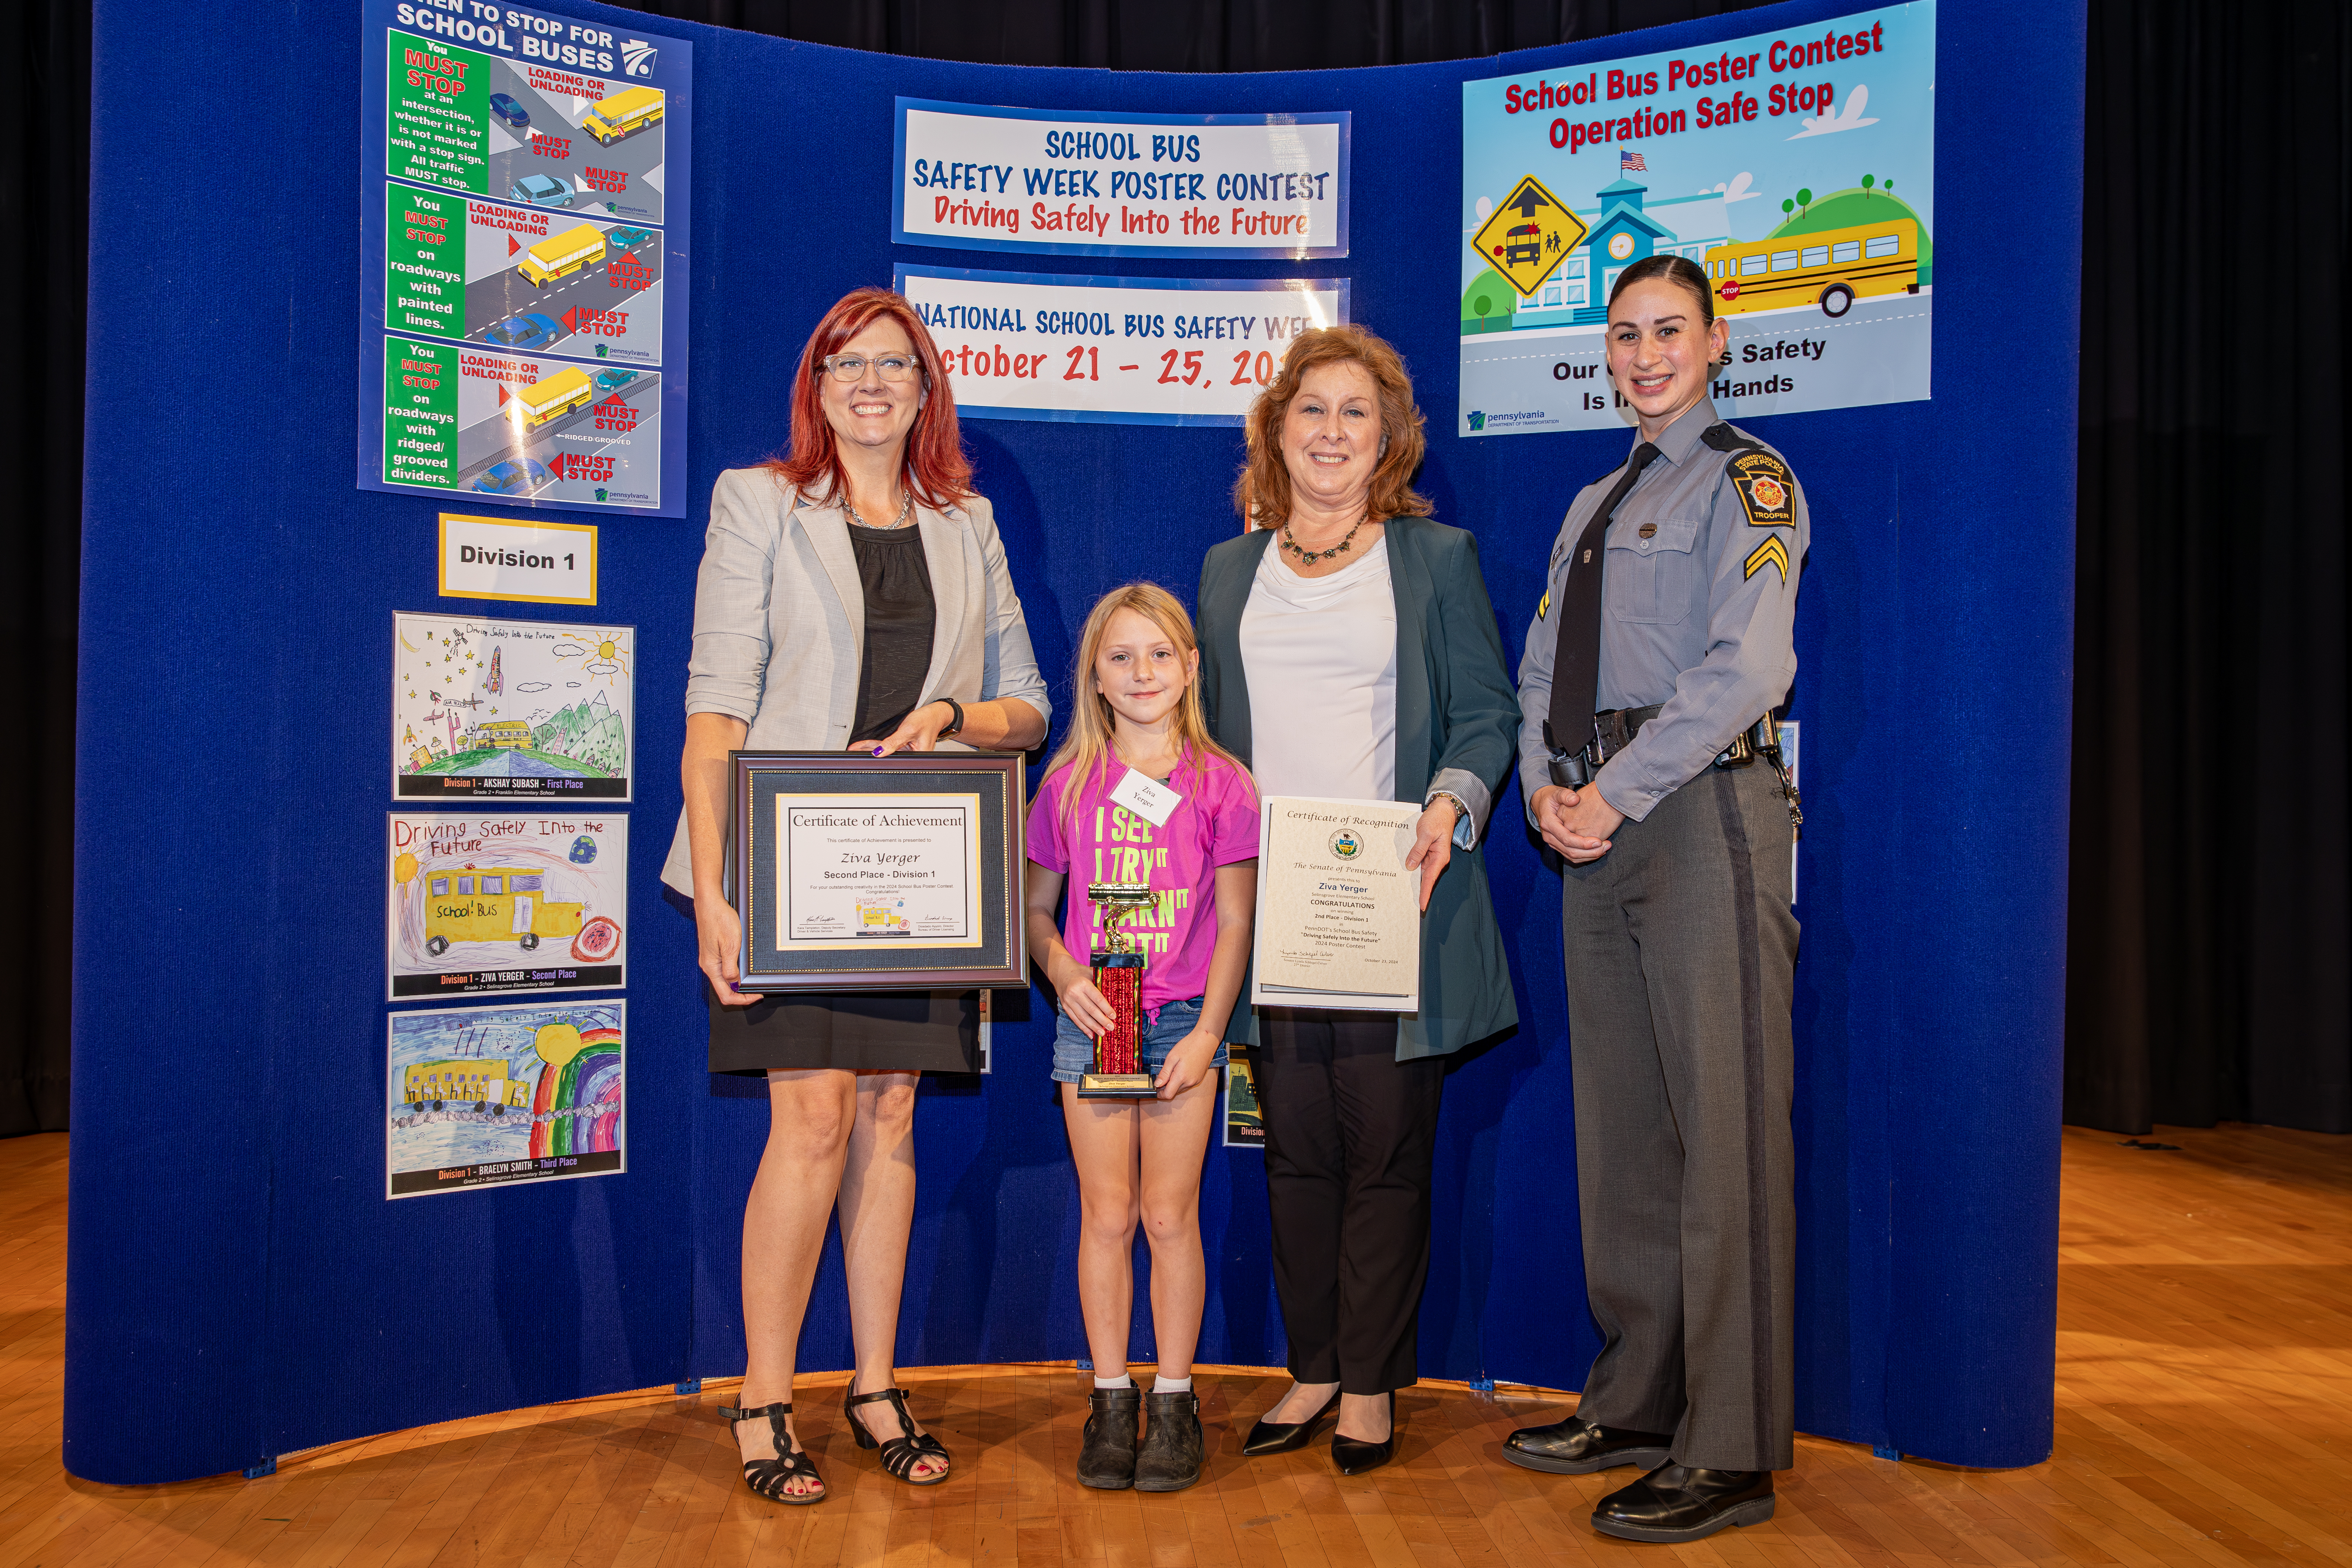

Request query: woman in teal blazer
[{"left": 1195, "top": 325, "right": 1518, "bottom": 1476}]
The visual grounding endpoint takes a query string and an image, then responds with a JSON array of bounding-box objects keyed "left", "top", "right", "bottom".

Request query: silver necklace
[
  {"left": 845, "top": 490, "right": 913, "bottom": 530},
  {"left": 1280, "top": 514, "right": 1366, "bottom": 565}
]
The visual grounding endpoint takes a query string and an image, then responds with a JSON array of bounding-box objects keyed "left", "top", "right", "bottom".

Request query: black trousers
[{"left": 1255, "top": 1008, "right": 1445, "bottom": 1395}]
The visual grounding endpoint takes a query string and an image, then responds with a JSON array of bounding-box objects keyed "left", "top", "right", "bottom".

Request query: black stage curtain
[
  {"left": 0, "top": 0, "right": 87, "bottom": 1137},
  {"left": 13, "top": 0, "right": 2345, "bottom": 1136},
  {"left": 2067, "top": 0, "right": 2351, "bottom": 1135}
]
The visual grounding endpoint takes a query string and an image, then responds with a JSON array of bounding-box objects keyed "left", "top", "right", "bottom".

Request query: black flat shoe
[
  {"left": 1501, "top": 1414, "right": 1673, "bottom": 1475},
  {"left": 1077, "top": 1387, "right": 1141, "bottom": 1489},
  {"left": 1134, "top": 1389, "right": 1204, "bottom": 1492},
  {"left": 1591, "top": 1463, "right": 1775, "bottom": 1542},
  {"left": 1331, "top": 1391, "right": 1396, "bottom": 1477},
  {"left": 1241, "top": 1385, "right": 1341, "bottom": 1456}
]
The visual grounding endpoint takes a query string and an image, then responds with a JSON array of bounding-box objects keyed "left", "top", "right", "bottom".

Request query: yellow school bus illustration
[
  {"left": 421, "top": 866, "right": 584, "bottom": 957},
  {"left": 403, "top": 1058, "right": 533, "bottom": 1107},
  {"left": 1705, "top": 218, "right": 1921, "bottom": 319},
  {"left": 582, "top": 86, "right": 663, "bottom": 147},
  {"left": 515, "top": 367, "right": 594, "bottom": 427},
  {"left": 519, "top": 223, "right": 606, "bottom": 288}
]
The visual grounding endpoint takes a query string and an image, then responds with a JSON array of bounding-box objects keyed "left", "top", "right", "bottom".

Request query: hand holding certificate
[{"left": 1251, "top": 795, "right": 1424, "bottom": 1012}]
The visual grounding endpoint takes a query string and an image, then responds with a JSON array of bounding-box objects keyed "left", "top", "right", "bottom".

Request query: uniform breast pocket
[{"left": 1606, "top": 517, "right": 1702, "bottom": 625}]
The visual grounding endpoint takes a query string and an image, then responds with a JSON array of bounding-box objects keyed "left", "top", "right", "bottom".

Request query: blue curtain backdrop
[{"left": 67, "top": 0, "right": 2082, "bottom": 1484}]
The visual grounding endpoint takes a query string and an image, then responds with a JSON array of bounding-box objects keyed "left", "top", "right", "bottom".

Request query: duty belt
[{"left": 1546, "top": 708, "right": 1803, "bottom": 826}]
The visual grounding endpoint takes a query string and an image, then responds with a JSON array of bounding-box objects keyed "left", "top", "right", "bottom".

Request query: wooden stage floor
[{"left": 3, "top": 1122, "right": 2345, "bottom": 1567}]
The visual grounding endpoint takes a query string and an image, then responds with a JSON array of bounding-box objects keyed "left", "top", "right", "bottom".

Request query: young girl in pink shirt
[{"left": 1024, "top": 582, "right": 1259, "bottom": 1495}]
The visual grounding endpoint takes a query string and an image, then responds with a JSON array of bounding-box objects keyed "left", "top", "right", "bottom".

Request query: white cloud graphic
[
  {"left": 1711, "top": 171, "right": 1760, "bottom": 204},
  {"left": 1787, "top": 84, "right": 1881, "bottom": 139}
]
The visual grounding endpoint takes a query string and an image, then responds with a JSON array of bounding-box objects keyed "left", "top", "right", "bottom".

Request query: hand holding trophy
[{"left": 1078, "top": 882, "right": 1161, "bottom": 1098}]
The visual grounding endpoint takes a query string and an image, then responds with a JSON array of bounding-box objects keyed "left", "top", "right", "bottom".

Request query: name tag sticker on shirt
[
  {"left": 1727, "top": 451, "right": 1797, "bottom": 529},
  {"left": 1110, "top": 767, "right": 1182, "bottom": 828}
]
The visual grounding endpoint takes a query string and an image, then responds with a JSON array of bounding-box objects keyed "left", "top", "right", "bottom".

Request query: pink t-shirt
[{"left": 1026, "top": 750, "right": 1260, "bottom": 1015}]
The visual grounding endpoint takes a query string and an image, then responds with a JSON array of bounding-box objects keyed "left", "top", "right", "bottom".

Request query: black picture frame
[{"left": 730, "top": 750, "right": 1027, "bottom": 991}]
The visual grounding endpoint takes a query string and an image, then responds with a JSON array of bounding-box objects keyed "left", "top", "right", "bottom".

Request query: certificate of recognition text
[
  {"left": 777, "top": 793, "right": 985, "bottom": 950},
  {"left": 1251, "top": 795, "right": 1422, "bottom": 1011}
]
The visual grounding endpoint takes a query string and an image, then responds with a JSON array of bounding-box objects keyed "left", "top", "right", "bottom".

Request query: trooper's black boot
[
  {"left": 1134, "top": 1389, "right": 1204, "bottom": 1492},
  {"left": 1077, "top": 1387, "right": 1142, "bottom": 1490},
  {"left": 1501, "top": 1415, "right": 1674, "bottom": 1475},
  {"left": 1591, "top": 1463, "right": 1777, "bottom": 1543}
]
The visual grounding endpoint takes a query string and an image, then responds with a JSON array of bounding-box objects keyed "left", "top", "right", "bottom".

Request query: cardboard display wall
[{"left": 68, "top": 0, "right": 2081, "bottom": 1484}]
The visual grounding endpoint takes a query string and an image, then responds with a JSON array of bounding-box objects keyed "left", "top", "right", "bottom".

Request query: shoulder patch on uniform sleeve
[
  {"left": 1727, "top": 449, "right": 1797, "bottom": 528},
  {"left": 1538, "top": 589, "right": 1551, "bottom": 620},
  {"left": 1743, "top": 534, "right": 1791, "bottom": 585}
]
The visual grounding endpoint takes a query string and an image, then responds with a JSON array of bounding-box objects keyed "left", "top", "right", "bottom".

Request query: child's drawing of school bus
[
  {"left": 422, "top": 866, "right": 584, "bottom": 957},
  {"left": 1705, "top": 217, "right": 1921, "bottom": 319}
]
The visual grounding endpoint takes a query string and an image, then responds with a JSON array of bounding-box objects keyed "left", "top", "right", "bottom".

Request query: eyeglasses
[{"left": 819, "top": 354, "right": 919, "bottom": 383}]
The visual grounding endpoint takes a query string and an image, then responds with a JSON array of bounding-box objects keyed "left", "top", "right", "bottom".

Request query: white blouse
[{"left": 1239, "top": 535, "right": 1398, "bottom": 802}]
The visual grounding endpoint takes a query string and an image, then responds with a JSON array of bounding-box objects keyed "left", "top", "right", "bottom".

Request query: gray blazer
[
  {"left": 1197, "top": 517, "right": 1520, "bottom": 1060},
  {"left": 660, "top": 466, "right": 1053, "bottom": 895}
]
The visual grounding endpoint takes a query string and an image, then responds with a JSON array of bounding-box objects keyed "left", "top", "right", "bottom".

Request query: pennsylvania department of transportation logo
[
  {"left": 1328, "top": 829, "right": 1363, "bottom": 860},
  {"left": 619, "top": 39, "right": 658, "bottom": 76},
  {"left": 1467, "top": 410, "right": 1487, "bottom": 432}
]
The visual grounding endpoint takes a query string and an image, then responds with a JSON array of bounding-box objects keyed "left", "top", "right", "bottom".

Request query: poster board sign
[
  {"left": 387, "top": 811, "right": 627, "bottom": 998},
  {"left": 387, "top": 1000, "right": 625, "bottom": 1197},
  {"left": 360, "top": 0, "right": 692, "bottom": 515},
  {"left": 894, "top": 100, "right": 1350, "bottom": 259},
  {"left": 1459, "top": 1, "right": 1935, "bottom": 435},
  {"left": 393, "top": 612, "right": 634, "bottom": 800},
  {"left": 897, "top": 266, "right": 1349, "bottom": 427}
]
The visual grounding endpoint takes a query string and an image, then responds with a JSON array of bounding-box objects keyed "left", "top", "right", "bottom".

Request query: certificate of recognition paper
[
  {"left": 1251, "top": 795, "right": 1422, "bottom": 1012},
  {"left": 777, "top": 794, "right": 985, "bottom": 950}
]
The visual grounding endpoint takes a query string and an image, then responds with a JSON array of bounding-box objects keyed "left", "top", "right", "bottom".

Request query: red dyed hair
[{"left": 766, "top": 287, "right": 974, "bottom": 508}]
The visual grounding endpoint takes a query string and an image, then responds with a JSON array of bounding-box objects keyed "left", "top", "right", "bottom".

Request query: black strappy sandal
[
  {"left": 718, "top": 1400, "right": 827, "bottom": 1505},
  {"left": 842, "top": 1386, "right": 951, "bottom": 1486}
]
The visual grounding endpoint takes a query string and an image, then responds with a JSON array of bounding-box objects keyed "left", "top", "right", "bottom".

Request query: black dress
[{"left": 706, "top": 520, "right": 982, "bottom": 1075}]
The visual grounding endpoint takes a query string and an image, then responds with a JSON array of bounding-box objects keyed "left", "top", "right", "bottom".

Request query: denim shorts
[{"left": 1050, "top": 994, "right": 1226, "bottom": 1083}]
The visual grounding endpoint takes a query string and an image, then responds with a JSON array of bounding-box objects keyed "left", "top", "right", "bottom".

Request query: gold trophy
[{"left": 1079, "top": 883, "right": 1160, "bottom": 1098}]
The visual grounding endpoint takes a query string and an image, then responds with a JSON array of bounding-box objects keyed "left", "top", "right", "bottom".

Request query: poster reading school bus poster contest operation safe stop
[
  {"left": 360, "top": 0, "right": 692, "bottom": 516},
  {"left": 1460, "top": 1, "right": 1934, "bottom": 436}
]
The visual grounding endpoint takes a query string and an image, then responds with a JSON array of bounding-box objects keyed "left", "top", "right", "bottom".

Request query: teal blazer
[{"left": 1197, "top": 517, "right": 1521, "bottom": 1060}]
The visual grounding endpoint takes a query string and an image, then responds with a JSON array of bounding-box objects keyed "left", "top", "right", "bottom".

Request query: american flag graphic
[{"left": 1621, "top": 150, "right": 1649, "bottom": 172}]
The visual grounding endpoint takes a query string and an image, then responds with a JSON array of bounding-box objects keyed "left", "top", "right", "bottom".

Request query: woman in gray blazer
[
  {"left": 1196, "top": 325, "right": 1518, "bottom": 1477},
  {"left": 667, "top": 288, "right": 1050, "bottom": 1506}
]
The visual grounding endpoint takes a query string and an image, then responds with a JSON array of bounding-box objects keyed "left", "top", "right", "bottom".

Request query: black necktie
[{"left": 1547, "top": 442, "right": 1660, "bottom": 755}]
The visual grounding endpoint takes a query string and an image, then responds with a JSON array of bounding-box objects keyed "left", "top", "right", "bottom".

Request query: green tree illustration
[
  {"left": 1782, "top": 197, "right": 1796, "bottom": 218},
  {"left": 1861, "top": 173, "right": 1876, "bottom": 198},
  {"left": 1797, "top": 186, "right": 1814, "bottom": 216}
]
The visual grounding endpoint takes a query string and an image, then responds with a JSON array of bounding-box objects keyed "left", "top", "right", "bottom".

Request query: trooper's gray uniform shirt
[
  {"left": 1515, "top": 395, "right": 1806, "bottom": 1473},
  {"left": 1515, "top": 396, "right": 1806, "bottom": 822}
]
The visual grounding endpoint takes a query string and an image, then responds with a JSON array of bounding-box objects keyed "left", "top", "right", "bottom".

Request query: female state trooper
[{"left": 1503, "top": 253, "right": 1805, "bottom": 1546}]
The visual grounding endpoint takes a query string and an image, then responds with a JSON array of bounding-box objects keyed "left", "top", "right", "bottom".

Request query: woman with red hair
[{"left": 662, "top": 287, "right": 1050, "bottom": 1506}]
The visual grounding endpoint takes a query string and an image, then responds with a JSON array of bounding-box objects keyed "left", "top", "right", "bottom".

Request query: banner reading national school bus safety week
[{"left": 1459, "top": 1, "right": 1934, "bottom": 437}]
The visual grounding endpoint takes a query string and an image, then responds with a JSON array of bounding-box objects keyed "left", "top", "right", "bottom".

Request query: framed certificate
[{"left": 730, "top": 751, "right": 1027, "bottom": 991}]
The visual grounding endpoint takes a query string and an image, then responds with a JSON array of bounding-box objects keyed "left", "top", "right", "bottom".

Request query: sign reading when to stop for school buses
[{"left": 359, "top": 0, "right": 693, "bottom": 517}]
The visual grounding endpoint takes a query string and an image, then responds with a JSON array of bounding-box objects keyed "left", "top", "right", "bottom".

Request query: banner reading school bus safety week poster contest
[
  {"left": 1459, "top": 1, "right": 1933, "bottom": 437},
  {"left": 360, "top": 0, "right": 692, "bottom": 517}
]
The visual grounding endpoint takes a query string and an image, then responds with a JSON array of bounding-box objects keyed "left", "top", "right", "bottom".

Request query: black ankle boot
[
  {"left": 1134, "top": 1389, "right": 1204, "bottom": 1492},
  {"left": 1078, "top": 1387, "right": 1141, "bottom": 1489}
]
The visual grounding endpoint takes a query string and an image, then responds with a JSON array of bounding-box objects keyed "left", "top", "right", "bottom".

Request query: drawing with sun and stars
[{"left": 393, "top": 612, "right": 636, "bottom": 801}]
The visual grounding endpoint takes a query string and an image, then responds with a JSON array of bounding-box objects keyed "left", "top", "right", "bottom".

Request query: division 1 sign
[
  {"left": 897, "top": 266, "right": 1349, "bottom": 427},
  {"left": 360, "top": 0, "right": 692, "bottom": 515},
  {"left": 895, "top": 100, "right": 1349, "bottom": 259},
  {"left": 1458, "top": 1, "right": 1934, "bottom": 436}
]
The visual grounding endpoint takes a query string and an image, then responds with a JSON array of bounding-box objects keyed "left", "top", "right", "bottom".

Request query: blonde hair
[{"left": 1044, "top": 582, "right": 1252, "bottom": 837}]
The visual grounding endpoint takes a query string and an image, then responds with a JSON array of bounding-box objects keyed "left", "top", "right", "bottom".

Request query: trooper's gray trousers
[{"left": 1559, "top": 762, "right": 1799, "bottom": 1472}]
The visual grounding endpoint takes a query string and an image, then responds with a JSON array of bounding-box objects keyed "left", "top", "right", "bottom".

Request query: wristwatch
[{"left": 936, "top": 698, "right": 965, "bottom": 737}]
